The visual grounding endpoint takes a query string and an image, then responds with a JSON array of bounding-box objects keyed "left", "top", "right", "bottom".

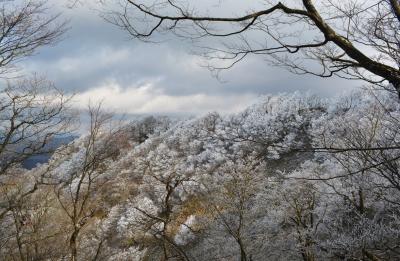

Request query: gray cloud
[{"left": 19, "top": 0, "right": 362, "bottom": 114}]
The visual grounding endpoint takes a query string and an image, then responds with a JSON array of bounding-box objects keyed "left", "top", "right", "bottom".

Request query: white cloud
[{"left": 73, "top": 82, "right": 258, "bottom": 115}]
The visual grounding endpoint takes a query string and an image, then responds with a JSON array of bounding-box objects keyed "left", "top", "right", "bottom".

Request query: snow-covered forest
[
  {"left": 2, "top": 86, "right": 400, "bottom": 260},
  {"left": 2, "top": 0, "right": 400, "bottom": 260}
]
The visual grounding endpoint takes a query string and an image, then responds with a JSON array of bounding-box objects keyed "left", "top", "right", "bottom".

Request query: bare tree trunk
[
  {"left": 301, "top": 248, "right": 315, "bottom": 261},
  {"left": 92, "top": 239, "right": 104, "bottom": 261},
  {"left": 237, "top": 237, "right": 248, "bottom": 261},
  {"left": 69, "top": 229, "right": 79, "bottom": 261}
]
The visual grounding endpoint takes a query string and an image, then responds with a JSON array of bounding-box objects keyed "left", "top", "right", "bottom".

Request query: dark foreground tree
[
  {"left": 104, "top": 0, "right": 400, "bottom": 95},
  {"left": 0, "top": 0, "right": 66, "bottom": 75},
  {"left": 0, "top": 76, "right": 74, "bottom": 176},
  {"left": 0, "top": 76, "right": 74, "bottom": 222}
]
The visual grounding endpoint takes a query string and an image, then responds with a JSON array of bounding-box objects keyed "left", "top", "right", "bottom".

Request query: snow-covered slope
[{"left": 3, "top": 89, "right": 400, "bottom": 260}]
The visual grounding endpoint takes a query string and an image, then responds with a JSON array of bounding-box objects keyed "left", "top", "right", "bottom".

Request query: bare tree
[
  {"left": 103, "top": 0, "right": 400, "bottom": 95},
  {"left": 0, "top": 76, "right": 75, "bottom": 260},
  {"left": 52, "top": 103, "right": 123, "bottom": 261},
  {"left": 0, "top": 0, "right": 66, "bottom": 75},
  {"left": 0, "top": 76, "right": 74, "bottom": 176},
  {"left": 0, "top": 75, "right": 74, "bottom": 218},
  {"left": 0, "top": 170, "right": 69, "bottom": 261}
]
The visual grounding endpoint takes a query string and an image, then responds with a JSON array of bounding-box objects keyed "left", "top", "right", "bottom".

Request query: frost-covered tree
[{"left": 3, "top": 87, "right": 400, "bottom": 260}]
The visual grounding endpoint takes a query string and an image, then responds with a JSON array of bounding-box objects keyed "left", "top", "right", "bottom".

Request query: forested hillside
[{"left": 2, "top": 88, "right": 400, "bottom": 260}]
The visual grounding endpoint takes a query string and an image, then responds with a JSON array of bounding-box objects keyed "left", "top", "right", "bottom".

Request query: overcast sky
[{"left": 19, "top": 0, "right": 362, "bottom": 115}]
